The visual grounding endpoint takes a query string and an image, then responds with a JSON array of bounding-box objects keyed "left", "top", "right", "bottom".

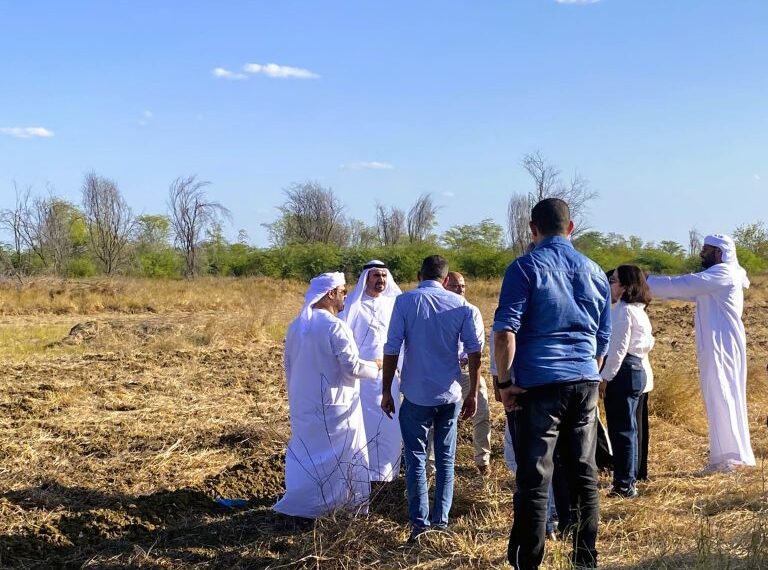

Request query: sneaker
[{"left": 608, "top": 486, "right": 638, "bottom": 498}]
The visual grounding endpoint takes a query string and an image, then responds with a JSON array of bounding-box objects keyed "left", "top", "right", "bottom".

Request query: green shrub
[
  {"left": 138, "top": 250, "right": 184, "bottom": 278},
  {"left": 66, "top": 257, "right": 98, "bottom": 278},
  {"left": 736, "top": 246, "right": 768, "bottom": 275},
  {"left": 633, "top": 249, "right": 689, "bottom": 274},
  {"left": 455, "top": 246, "right": 512, "bottom": 278}
]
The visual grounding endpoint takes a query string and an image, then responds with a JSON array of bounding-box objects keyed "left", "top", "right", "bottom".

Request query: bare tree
[
  {"left": 168, "top": 176, "right": 230, "bottom": 277},
  {"left": 522, "top": 151, "right": 561, "bottom": 201},
  {"left": 506, "top": 151, "right": 598, "bottom": 248},
  {"left": 0, "top": 183, "right": 32, "bottom": 280},
  {"left": 506, "top": 193, "right": 532, "bottom": 255},
  {"left": 406, "top": 193, "right": 438, "bottom": 244},
  {"left": 264, "top": 181, "right": 348, "bottom": 246},
  {"left": 82, "top": 172, "right": 135, "bottom": 275},
  {"left": 8, "top": 188, "right": 48, "bottom": 269},
  {"left": 40, "top": 197, "right": 81, "bottom": 275},
  {"left": 347, "top": 218, "right": 379, "bottom": 248},
  {"left": 688, "top": 227, "right": 702, "bottom": 256},
  {"left": 375, "top": 203, "right": 406, "bottom": 246},
  {"left": 1, "top": 185, "right": 85, "bottom": 276}
]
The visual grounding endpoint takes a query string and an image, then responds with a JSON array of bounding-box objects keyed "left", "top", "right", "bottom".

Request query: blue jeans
[
  {"left": 604, "top": 355, "right": 646, "bottom": 490},
  {"left": 508, "top": 381, "right": 599, "bottom": 570},
  {"left": 399, "top": 397, "right": 461, "bottom": 530}
]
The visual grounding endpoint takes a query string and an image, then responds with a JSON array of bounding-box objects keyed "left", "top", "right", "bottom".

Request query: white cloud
[
  {"left": 212, "top": 67, "right": 247, "bottom": 80},
  {"left": 341, "top": 161, "right": 394, "bottom": 171},
  {"left": 441, "top": 191, "right": 455, "bottom": 198},
  {"left": 556, "top": 0, "right": 600, "bottom": 4},
  {"left": 1, "top": 127, "right": 54, "bottom": 138},
  {"left": 139, "top": 110, "right": 153, "bottom": 126},
  {"left": 243, "top": 63, "right": 319, "bottom": 79}
]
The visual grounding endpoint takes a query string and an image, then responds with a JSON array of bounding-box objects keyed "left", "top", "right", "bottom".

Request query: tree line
[{"left": 1, "top": 154, "right": 767, "bottom": 282}]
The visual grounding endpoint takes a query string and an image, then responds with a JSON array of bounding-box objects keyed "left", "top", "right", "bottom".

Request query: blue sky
[{"left": 1, "top": 0, "right": 766, "bottom": 248}]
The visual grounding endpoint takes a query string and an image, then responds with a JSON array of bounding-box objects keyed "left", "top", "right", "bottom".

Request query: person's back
[
  {"left": 388, "top": 283, "right": 478, "bottom": 406},
  {"left": 381, "top": 255, "right": 483, "bottom": 542},
  {"left": 494, "top": 199, "right": 610, "bottom": 570},
  {"left": 506, "top": 238, "right": 609, "bottom": 387}
]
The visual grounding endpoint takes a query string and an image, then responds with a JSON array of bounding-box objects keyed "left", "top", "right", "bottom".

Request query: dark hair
[
  {"left": 531, "top": 198, "right": 571, "bottom": 236},
  {"left": 421, "top": 255, "right": 449, "bottom": 281},
  {"left": 615, "top": 265, "right": 652, "bottom": 305}
]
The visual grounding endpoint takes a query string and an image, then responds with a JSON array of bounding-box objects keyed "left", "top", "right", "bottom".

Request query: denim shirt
[
  {"left": 493, "top": 236, "right": 611, "bottom": 388},
  {"left": 384, "top": 280, "right": 484, "bottom": 406}
]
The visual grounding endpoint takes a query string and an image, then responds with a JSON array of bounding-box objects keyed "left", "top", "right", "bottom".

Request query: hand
[
  {"left": 499, "top": 384, "right": 526, "bottom": 413},
  {"left": 381, "top": 391, "right": 395, "bottom": 419},
  {"left": 460, "top": 394, "right": 477, "bottom": 420},
  {"left": 599, "top": 380, "right": 608, "bottom": 399},
  {"left": 375, "top": 359, "right": 383, "bottom": 370},
  {"left": 459, "top": 356, "right": 468, "bottom": 369}
]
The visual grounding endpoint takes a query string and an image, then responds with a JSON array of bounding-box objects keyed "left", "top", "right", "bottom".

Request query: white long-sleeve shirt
[{"left": 601, "top": 301, "right": 655, "bottom": 391}]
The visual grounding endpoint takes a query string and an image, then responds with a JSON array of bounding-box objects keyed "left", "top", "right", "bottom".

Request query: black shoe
[
  {"left": 608, "top": 485, "right": 638, "bottom": 498},
  {"left": 406, "top": 527, "right": 428, "bottom": 544},
  {"left": 431, "top": 523, "right": 448, "bottom": 531}
]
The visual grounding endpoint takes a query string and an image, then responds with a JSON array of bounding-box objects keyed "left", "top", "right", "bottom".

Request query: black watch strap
[{"left": 495, "top": 379, "right": 514, "bottom": 390}]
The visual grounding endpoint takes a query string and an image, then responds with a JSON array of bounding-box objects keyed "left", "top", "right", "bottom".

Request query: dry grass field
[{"left": 1, "top": 276, "right": 767, "bottom": 569}]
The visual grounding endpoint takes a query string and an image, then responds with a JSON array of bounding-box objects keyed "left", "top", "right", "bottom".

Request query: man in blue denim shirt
[
  {"left": 381, "top": 255, "right": 483, "bottom": 543},
  {"left": 494, "top": 199, "right": 611, "bottom": 570}
]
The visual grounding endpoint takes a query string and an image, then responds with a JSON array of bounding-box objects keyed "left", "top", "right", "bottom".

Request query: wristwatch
[{"left": 495, "top": 378, "right": 514, "bottom": 390}]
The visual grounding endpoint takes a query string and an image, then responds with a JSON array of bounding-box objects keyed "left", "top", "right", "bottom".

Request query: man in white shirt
[
  {"left": 342, "top": 260, "right": 403, "bottom": 482},
  {"left": 274, "top": 272, "right": 382, "bottom": 518},
  {"left": 445, "top": 271, "right": 492, "bottom": 475},
  {"left": 647, "top": 234, "right": 754, "bottom": 473}
]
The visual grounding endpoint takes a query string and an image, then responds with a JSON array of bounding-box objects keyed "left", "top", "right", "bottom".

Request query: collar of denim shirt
[
  {"left": 536, "top": 235, "right": 573, "bottom": 249},
  {"left": 418, "top": 280, "right": 445, "bottom": 289}
]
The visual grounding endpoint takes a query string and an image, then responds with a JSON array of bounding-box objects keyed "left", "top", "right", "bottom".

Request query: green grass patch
[{"left": 0, "top": 324, "right": 80, "bottom": 359}]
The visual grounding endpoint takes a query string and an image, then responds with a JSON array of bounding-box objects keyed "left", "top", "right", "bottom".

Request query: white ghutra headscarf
[
  {"left": 342, "top": 260, "right": 401, "bottom": 327},
  {"left": 704, "top": 233, "right": 750, "bottom": 289},
  {"left": 298, "top": 272, "right": 346, "bottom": 334}
]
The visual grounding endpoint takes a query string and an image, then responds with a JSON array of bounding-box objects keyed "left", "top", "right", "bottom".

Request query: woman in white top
[{"left": 600, "top": 265, "right": 655, "bottom": 498}]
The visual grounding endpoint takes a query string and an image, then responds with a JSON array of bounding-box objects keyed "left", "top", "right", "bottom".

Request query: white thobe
[
  {"left": 274, "top": 309, "right": 380, "bottom": 518},
  {"left": 648, "top": 264, "right": 754, "bottom": 467},
  {"left": 346, "top": 294, "right": 403, "bottom": 482}
]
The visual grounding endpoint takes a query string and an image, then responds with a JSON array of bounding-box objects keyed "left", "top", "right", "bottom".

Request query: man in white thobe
[
  {"left": 341, "top": 260, "right": 403, "bottom": 482},
  {"left": 647, "top": 234, "right": 754, "bottom": 472},
  {"left": 274, "top": 272, "right": 382, "bottom": 518}
]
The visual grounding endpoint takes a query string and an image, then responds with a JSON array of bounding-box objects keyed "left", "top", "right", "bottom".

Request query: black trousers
[
  {"left": 507, "top": 381, "right": 599, "bottom": 570},
  {"left": 635, "top": 392, "right": 649, "bottom": 480},
  {"left": 604, "top": 355, "right": 645, "bottom": 490}
]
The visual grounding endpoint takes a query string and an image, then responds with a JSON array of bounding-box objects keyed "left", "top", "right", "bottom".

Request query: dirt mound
[
  {"left": 204, "top": 453, "right": 285, "bottom": 502},
  {"left": 48, "top": 320, "right": 181, "bottom": 347}
]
